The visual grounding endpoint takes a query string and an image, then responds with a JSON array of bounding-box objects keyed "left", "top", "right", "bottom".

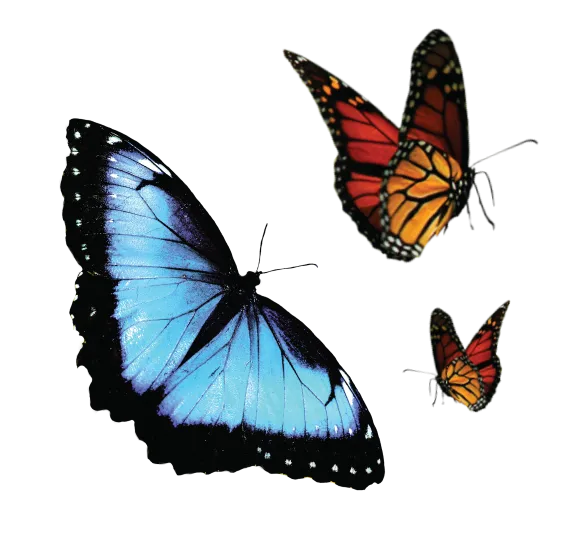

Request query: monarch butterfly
[
  {"left": 427, "top": 301, "right": 509, "bottom": 411},
  {"left": 62, "top": 116, "right": 381, "bottom": 482},
  {"left": 285, "top": 30, "right": 535, "bottom": 261}
]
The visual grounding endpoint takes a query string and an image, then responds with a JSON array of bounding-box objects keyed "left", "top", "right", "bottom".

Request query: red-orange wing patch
[
  {"left": 400, "top": 29, "right": 470, "bottom": 169},
  {"left": 429, "top": 307, "right": 465, "bottom": 376},
  {"left": 466, "top": 302, "right": 510, "bottom": 403},
  {"left": 285, "top": 50, "right": 399, "bottom": 248}
]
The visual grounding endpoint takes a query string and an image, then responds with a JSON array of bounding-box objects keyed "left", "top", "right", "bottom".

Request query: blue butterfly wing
[
  {"left": 136, "top": 296, "right": 384, "bottom": 489},
  {"left": 62, "top": 119, "right": 238, "bottom": 420}
]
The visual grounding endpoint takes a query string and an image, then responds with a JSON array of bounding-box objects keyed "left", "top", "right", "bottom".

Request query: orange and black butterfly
[
  {"left": 430, "top": 302, "right": 509, "bottom": 411},
  {"left": 285, "top": 29, "right": 480, "bottom": 261}
]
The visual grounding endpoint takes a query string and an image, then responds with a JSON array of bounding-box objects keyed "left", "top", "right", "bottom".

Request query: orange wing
[
  {"left": 380, "top": 140, "right": 464, "bottom": 261},
  {"left": 441, "top": 358, "right": 484, "bottom": 409}
]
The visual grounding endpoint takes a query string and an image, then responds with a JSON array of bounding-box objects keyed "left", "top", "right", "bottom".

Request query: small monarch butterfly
[
  {"left": 425, "top": 301, "right": 509, "bottom": 411},
  {"left": 285, "top": 30, "right": 535, "bottom": 261}
]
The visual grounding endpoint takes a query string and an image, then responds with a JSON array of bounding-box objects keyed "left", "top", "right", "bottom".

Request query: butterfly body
[
  {"left": 430, "top": 302, "right": 509, "bottom": 411},
  {"left": 286, "top": 29, "right": 477, "bottom": 261}
]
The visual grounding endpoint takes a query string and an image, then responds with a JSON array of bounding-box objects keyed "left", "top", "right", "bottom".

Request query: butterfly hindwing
[
  {"left": 284, "top": 50, "right": 399, "bottom": 249},
  {"left": 147, "top": 296, "right": 384, "bottom": 487},
  {"left": 446, "top": 360, "right": 483, "bottom": 409},
  {"left": 380, "top": 140, "right": 463, "bottom": 261}
]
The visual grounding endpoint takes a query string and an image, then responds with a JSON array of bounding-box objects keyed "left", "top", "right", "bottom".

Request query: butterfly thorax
[
  {"left": 226, "top": 264, "right": 264, "bottom": 301},
  {"left": 379, "top": 140, "right": 468, "bottom": 260}
]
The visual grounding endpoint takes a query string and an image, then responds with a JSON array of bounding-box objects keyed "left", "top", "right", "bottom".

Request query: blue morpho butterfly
[{"left": 62, "top": 119, "right": 384, "bottom": 489}]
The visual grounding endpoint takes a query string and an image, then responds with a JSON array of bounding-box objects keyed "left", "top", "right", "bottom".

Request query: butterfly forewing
[
  {"left": 464, "top": 301, "right": 509, "bottom": 410},
  {"left": 63, "top": 119, "right": 236, "bottom": 411},
  {"left": 400, "top": 29, "right": 470, "bottom": 169},
  {"left": 284, "top": 50, "right": 399, "bottom": 249}
]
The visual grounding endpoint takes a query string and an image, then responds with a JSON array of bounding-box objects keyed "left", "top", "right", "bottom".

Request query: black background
[{"left": 62, "top": 25, "right": 543, "bottom": 494}]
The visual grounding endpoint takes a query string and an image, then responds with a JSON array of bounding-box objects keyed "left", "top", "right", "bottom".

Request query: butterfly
[
  {"left": 285, "top": 29, "right": 482, "bottom": 261},
  {"left": 61, "top": 119, "right": 384, "bottom": 489},
  {"left": 430, "top": 302, "right": 509, "bottom": 411}
]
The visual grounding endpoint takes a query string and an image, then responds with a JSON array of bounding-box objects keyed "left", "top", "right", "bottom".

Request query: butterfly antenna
[
  {"left": 471, "top": 143, "right": 528, "bottom": 168},
  {"left": 256, "top": 223, "right": 268, "bottom": 272},
  {"left": 466, "top": 202, "right": 475, "bottom": 230},
  {"left": 403, "top": 369, "right": 434, "bottom": 375},
  {"left": 260, "top": 263, "right": 318, "bottom": 275},
  {"left": 475, "top": 170, "right": 495, "bottom": 206},
  {"left": 473, "top": 182, "right": 495, "bottom": 229},
  {"left": 471, "top": 139, "right": 538, "bottom": 167}
]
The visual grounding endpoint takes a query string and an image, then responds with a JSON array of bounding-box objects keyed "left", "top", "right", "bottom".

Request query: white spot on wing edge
[
  {"left": 107, "top": 135, "right": 121, "bottom": 145},
  {"left": 158, "top": 164, "right": 172, "bottom": 177},
  {"left": 365, "top": 425, "right": 373, "bottom": 439},
  {"left": 138, "top": 158, "right": 162, "bottom": 173}
]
